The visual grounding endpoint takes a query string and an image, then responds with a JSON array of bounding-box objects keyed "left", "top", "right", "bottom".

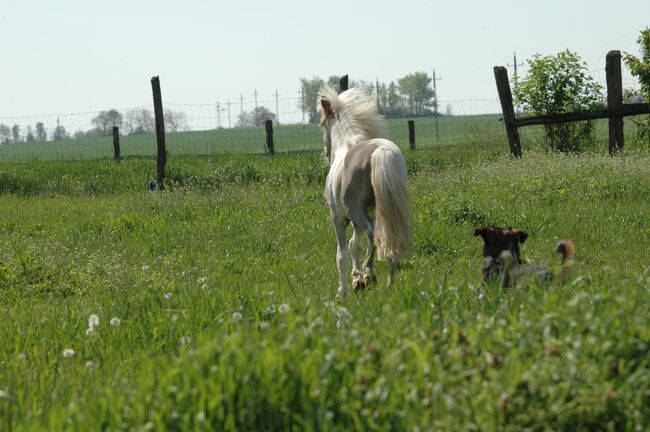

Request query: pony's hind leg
[
  {"left": 332, "top": 216, "right": 351, "bottom": 297},
  {"left": 348, "top": 209, "right": 376, "bottom": 290},
  {"left": 349, "top": 226, "right": 365, "bottom": 292}
]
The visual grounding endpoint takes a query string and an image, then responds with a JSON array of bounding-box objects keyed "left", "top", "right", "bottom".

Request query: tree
[
  {"left": 35, "top": 122, "right": 47, "bottom": 141},
  {"left": 299, "top": 77, "right": 325, "bottom": 124},
  {"left": 513, "top": 50, "right": 603, "bottom": 152},
  {"left": 125, "top": 109, "right": 155, "bottom": 135},
  {"left": 624, "top": 27, "right": 650, "bottom": 145},
  {"left": 0, "top": 124, "right": 11, "bottom": 144},
  {"left": 91, "top": 109, "right": 123, "bottom": 136},
  {"left": 11, "top": 124, "right": 21, "bottom": 143},
  {"left": 164, "top": 110, "right": 188, "bottom": 133},
  {"left": 53, "top": 117, "right": 69, "bottom": 140},
  {"left": 397, "top": 72, "right": 435, "bottom": 116},
  {"left": 236, "top": 106, "right": 277, "bottom": 127},
  {"left": 25, "top": 126, "right": 35, "bottom": 142}
]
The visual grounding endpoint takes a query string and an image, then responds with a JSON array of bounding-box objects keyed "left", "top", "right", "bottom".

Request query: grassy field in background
[
  {"left": 0, "top": 139, "right": 649, "bottom": 430},
  {"left": 0, "top": 115, "right": 504, "bottom": 161}
]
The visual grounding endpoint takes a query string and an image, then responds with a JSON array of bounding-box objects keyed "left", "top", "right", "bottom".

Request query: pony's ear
[{"left": 320, "top": 98, "right": 333, "bottom": 116}]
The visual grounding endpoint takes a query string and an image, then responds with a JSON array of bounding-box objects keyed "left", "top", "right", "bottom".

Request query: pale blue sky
[{"left": 1, "top": 0, "right": 648, "bottom": 121}]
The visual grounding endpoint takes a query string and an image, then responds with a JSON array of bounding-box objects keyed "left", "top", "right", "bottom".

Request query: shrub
[{"left": 514, "top": 50, "right": 603, "bottom": 152}]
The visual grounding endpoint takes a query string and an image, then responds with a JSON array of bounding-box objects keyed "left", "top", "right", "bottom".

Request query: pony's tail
[{"left": 371, "top": 143, "right": 413, "bottom": 262}]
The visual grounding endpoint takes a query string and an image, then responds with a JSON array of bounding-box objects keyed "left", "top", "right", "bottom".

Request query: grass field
[
  {"left": 1, "top": 136, "right": 649, "bottom": 430},
  {"left": 0, "top": 115, "right": 505, "bottom": 161}
]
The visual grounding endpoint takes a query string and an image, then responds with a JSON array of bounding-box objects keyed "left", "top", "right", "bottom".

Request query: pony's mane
[{"left": 317, "top": 86, "right": 386, "bottom": 144}]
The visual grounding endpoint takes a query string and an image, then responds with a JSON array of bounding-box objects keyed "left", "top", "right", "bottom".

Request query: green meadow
[{"left": 0, "top": 123, "right": 649, "bottom": 430}]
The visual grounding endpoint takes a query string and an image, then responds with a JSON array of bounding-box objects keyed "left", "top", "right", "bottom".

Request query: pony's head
[{"left": 317, "top": 86, "right": 385, "bottom": 163}]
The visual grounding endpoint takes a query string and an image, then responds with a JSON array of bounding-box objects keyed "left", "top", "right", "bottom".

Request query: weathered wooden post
[
  {"left": 112, "top": 126, "right": 121, "bottom": 162},
  {"left": 494, "top": 66, "right": 522, "bottom": 157},
  {"left": 606, "top": 50, "right": 624, "bottom": 154},
  {"left": 408, "top": 120, "right": 416, "bottom": 150},
  {"left": 265, "top": 119, "right": 274, "bottom": 155},
  {"left": 151, "top": 76, "right": 166, "bottom": 189},
  {"left": 339, "top": 75, "right": 349, "bottom": 93}
]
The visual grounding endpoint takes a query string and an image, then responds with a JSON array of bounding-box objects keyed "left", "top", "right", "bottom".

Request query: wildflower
[
  {"left": 197, "top": 277, "right": 207, "bottom": 285},
  {"left": 232, "top": 311, "right": 243, "bottom": 321},
  {"left": 63, "top": 348, "right": 75, "bottom": 358},
  {"left": 142, "top": 265, "right": 149, "bottom": 271},
  {"left": 278, "top": 303, "right": 290, "bottom": 314},
  {"left": 265, "top": 304, "right": 276, "bottom": 314},
  {"left": 88, "top": 314, "right": 99, "bottom": 329},
  {"left": 336, "top": 306, "right": 352, "bottom": 329},
  {"left": 86, "top": 327, "right": 95, "bottom": 336},
  {"left": 164, "top": 292, "right": 172, "bottom": 300},
  {"left": 110, "top": 317, "right": 121, "bottom": 327},
  {"left": 85, "top": 360, "right": 95, "bottom": 370}
]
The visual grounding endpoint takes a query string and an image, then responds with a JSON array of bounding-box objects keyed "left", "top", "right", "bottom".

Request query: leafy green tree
[
  {"left": 35, "top": 122, "right": 47, "bottom": 141},
  {"left": 53, "top": 118, "right": 69, "bottom": 140},
  {"left": 11, "top": 124, "right": 21, "bottom": 143},
  {"left": 397, "top": 72, "right": 434, "bottom": 116},
  {"left": 514, "top": 50, "right": 603, "bottom": 152},
  {"left": 624, "top": 27, "right": 650, "bottom": 145},
  {"left": 0, "top": 124, "right": 11, "bottom": 144},
  {"left": 299, "top": 77, "right": 325, "bottom": 124},
  {"left": 25, "top": 126, "right": 35, "bottom": 142}
]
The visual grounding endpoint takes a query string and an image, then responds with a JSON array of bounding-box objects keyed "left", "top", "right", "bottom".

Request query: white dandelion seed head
[
  {"left": 85, "top": 327, "right": 95, "bottom": 336},
  {"left": 265, "top": 304, "right": 276, "bottom": 314},
  {"left": 17, "top": 353, "right": 26, "bottom": 361},
  {"left": 85, "top": 360, "right": 95, "bottom": 369},
  {"left": 164, "top": 292, "right": 172, "bottom": 300},
  {"left": 197, "top": 277, "right": 207, "bottom": 285},
  {"left": 278, "top": 303, "right": 290, "bottom": 314},
  {"left": 231, "top": 311, "right": 243, "bottom": 321},
  {"left": 110, "top": 317, "right": 121, "bottom": 327},
  {"left": 196, "top": 411, "right": 206, "bottom": 422},
  {"left": 142, "top": 265, "right": 149, "bottom": 272},
  {"left": 62, "top": 348, "right": 75, "bottom": 358},
  {"left": 88, "top": 314, "right": 99, "bottom": 328}
]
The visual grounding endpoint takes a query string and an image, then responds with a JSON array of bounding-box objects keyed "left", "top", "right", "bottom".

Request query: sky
[{"left": 1, "top": 0, "right": 649, "bottom": 126}]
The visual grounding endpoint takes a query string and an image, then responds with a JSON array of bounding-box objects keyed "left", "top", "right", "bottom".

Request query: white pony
[{"left": 317, "top": 86, "right": 413, "bottom": 297}]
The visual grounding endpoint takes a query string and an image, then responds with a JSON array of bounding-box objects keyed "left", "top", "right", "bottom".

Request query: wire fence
[
  {"left": 0, "top": 61, "right": 643, "bottom": 162},
  {"left": 0, "top": 98, "right": 506, "bottom": 161}
]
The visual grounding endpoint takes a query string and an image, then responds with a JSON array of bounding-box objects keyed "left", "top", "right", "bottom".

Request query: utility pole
[
  {"left": 253, "top": 89, "right": 259, "bottom": 109},
  {"left": 227, "top": 99, "right": 232, "bottom": 128},
  {"left": 275, "top": 89, "right": 280, "bottom": 125},
  {"left": 507, "top": 52, "right": 524, "bottom": 86},
  {"left": 432, "top": 69, "right": 442, "bottom": 140},
  {"left": 301, "top": 86, "right": 305, "bottom": 124},
  {"left": 376, "top": 78, "right": 380, "bottom": 111},
  {"left": 240, "top": 94, "right": 244, "bottom": 115}
]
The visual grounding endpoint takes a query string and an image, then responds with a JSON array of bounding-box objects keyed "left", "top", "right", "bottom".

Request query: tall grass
[{"left": 0, "top": 142, "right": 649, "bottom": 430}]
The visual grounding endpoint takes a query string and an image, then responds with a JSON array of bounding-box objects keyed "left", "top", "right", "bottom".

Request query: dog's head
[{"left": 474, "top": 226, "right": 528, "bottom": 281}]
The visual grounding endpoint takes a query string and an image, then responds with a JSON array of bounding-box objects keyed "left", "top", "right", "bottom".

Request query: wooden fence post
[
  {"left": 265, "top": 119, "right": 274, "bottom": 155},
  {"left": 339, "top": 75, "right": 349, "bottom": 93},
  {"left": 151, "top": 76, "right": 166, "bottom": 189},
  {"left": 606, "top": 50, "right": 624, "bottom": 154},
  {"left": 408, "top": 120, "right": 416, "bottom": 150},
  {"left": 494, "top": 66, "right": 522, "bottom": 157},
  {"left": 112, "top": 126, "right": 121, "bottom": 162}
]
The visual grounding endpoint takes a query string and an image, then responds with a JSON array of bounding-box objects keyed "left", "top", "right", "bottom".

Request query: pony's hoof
[{"left": 352, "top": 276, "right": 367, "bottom": 292}]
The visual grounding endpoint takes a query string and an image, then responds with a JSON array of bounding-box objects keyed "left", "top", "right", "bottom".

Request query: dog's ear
[
  {"left": 511, "top": 229, "right": 528, "bottom": 244},
  {"left": 474, "top": 226, "right": 494, "bottom": 240}
]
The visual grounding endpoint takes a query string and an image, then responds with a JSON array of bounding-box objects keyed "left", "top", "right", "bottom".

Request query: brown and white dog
[{"left": 474, "top": 226, "right": 575, "bottom": 288}]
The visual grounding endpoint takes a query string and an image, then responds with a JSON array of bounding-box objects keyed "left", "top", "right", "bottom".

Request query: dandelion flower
[
  {"left": 88, "top": 314, "right": 99, "bottom": 329},
  {"left": 278, "top": 303, "right": 290, "bottom": 314},
  {"left": 110, "top": 317, "right": 121, "bottom": 327},
  {"left": 63, "top": 348, "right": 75, "bottom": 358}
]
